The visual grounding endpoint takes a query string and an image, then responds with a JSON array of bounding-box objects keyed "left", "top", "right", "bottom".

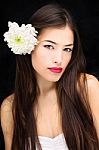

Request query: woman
[{"left": 1, "top": 3, "right": 99, "bottom": 150}]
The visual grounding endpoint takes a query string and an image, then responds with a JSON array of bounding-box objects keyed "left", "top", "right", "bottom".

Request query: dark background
[{"left": 0, "top": 0, "right": 99, "bottom": 149}]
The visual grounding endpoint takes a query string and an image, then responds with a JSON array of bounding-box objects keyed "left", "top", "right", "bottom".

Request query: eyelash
[
  {"left": 63, "top": 48, "right": 73, "bottom": 52},
  {"left": 43, "top": 45, "right": 73, "bottom": 52},
  {"left": 43, "top": 45, "right": 54, "bottom": 50}
]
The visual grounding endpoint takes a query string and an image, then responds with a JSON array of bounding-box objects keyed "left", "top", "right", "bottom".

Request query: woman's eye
[
  {"left": 64, "top": 48, "right": 73, "bottom": 52},
  {"left": 43, "top": 45, "right": 54, "bottom": 50}
]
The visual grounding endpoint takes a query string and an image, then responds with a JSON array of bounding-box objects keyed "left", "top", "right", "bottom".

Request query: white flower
[{"left": 3, "top": 21, "right": 38, "bottom": 55}]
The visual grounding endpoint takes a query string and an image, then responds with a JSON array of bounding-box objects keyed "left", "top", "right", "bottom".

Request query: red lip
[{"left": 48, "top": 67, "right": 62, "bottom": 73}]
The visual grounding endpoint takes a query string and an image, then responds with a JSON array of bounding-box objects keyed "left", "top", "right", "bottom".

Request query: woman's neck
[
  {"left": 36, "top": 87, "right": 57, "bottom": 111},
  {"left": 36, "top": 75, "right": 56, "bottom": 96}
]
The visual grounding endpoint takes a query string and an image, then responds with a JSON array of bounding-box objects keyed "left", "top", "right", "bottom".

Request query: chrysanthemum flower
[{"left": 3, "top": 21, "right": 38, "bottom": 55}]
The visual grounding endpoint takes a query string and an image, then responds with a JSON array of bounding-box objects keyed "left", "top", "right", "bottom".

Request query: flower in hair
[{"left": 3, "top": 21, "right": 38, "bottom": 55}]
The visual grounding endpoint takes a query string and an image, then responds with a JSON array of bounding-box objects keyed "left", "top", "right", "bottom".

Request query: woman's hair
[{"left": 12, "top": 3, "right": 99, "bottom": 150}]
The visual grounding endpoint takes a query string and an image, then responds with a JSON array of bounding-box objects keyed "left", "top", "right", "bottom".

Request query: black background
[{"left": 0, "top": 0, "right": 99, "bottom": 149}]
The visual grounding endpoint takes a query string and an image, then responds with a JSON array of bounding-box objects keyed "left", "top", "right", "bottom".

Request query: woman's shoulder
[
  {"left": 80, "top": 73, "right": 99, "bottom": 98},
  {"left": 1, "top": 93, "right": 14, "bottom": 112},
  {"left": 84, "top": 73, "right": 99, "bottom": 100},
  {"left": 80, "top": 73, "right": 99, "bottom": 86},
  {"left": 85, "top": 73, "right": 99, "bottom": 83},
  {"left": 80, "top": 73, "right": 99, "bottom": 137},
  {"left": 84, "top": 73, "right": 99, "bottom": 137},
  {"left": 79, "top": 73, "right": 99, "bottom": 107},
  {"left": 77, "top": 73, "right": 99, "bottom": 92},
  {"left": 0, "top": 93, "right": 14, "bottom": 135}
]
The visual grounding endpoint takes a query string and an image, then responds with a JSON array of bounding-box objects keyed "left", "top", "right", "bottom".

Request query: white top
[{"left": 36, "top": 133, "right": 69, "bottom": 150}]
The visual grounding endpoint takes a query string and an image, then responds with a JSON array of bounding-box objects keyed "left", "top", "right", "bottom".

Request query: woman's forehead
[{"left": 38, "top": 25, "right": 74, "bottom": 45}]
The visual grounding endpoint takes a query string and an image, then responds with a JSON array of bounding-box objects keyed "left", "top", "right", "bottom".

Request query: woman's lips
[{"left": 48, "top": 67, "right": 63, "bottom": 73}]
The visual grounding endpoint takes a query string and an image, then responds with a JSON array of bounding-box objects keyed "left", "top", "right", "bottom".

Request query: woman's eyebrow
[
  {"left": 43, "top": 40, "right": 73, "bottom": 46},
  {"left": 43, "top": 40, "right": 56, "bottom": 44}
]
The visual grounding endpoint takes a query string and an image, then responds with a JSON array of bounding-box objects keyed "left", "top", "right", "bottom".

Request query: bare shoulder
[
  {"left": 85, "top": 73, "right": 99, "bottom": 100},
  {"left": 85, "top": 73, "right": 99, "bottom": 87},
  {"left": 84, "top": 74, "right": 99, "bottom": 137},
  {"left": 0, "top": 94, "right": 14, "bottom": 150},
  {"left": 0, "top": 93, "right": 14, "bottom": 135},
  {"left": 79, "top": 73, "right": 99, "bottom": 89},
  {"left": 82, "top": 73, "right": 99, "bottom": 102},
  {"left": 1, "top": 93, "right": 14, "bottom": 114},
  {"left": 79, "top": 73, "right": 99, "bottom": 112}
]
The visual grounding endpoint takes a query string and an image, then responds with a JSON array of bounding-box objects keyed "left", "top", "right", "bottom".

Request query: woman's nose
[{"left": 53, "top": 50, "right": 62, "bottom": 65}]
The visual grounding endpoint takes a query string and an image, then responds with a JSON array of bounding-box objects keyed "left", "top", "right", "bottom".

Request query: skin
[
  {"left": 1, "top": 25, "right": 99, "bottom": 150},
  {"left": 31, "top": 25, "right": 74, "bottom": 137},
  {"left": 31, "top": 25, "right": 74, "bottom": 93}
]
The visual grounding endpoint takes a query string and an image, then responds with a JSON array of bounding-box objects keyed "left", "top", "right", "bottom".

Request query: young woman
[{"left": 1, "top": 3, "right": 99, "bottom": 150}]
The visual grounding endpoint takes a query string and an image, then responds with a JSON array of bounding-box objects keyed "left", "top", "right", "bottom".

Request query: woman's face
[{"left": 31, "top": 25, "right": 74, "bottom": 82}]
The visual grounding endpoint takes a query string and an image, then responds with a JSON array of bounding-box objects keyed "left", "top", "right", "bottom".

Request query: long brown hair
[{"left": 12, "top": 3, "right": 99, "bottom": 150}]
